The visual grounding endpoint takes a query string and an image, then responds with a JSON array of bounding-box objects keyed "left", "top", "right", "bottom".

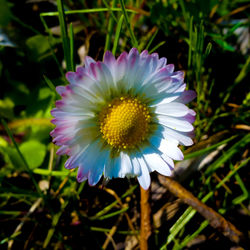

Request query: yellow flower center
[{"left": 99, "top": 97, "right": 151, "bottom": 149}]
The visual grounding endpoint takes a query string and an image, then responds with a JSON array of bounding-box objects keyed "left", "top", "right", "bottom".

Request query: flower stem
[{"left": 140, "top": 186, "right": 152, "bottom": 250}]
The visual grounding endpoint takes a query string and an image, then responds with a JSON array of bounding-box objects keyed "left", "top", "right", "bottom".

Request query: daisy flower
[{"left": 50, "top": 48, "right": 196, "bottom": 189}]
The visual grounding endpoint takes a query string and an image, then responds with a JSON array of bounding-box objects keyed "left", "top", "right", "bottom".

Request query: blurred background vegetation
[{"left": 0, "top": 0, "right": 249, "bottom": 249}]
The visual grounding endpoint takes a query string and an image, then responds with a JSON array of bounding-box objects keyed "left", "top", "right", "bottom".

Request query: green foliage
[
  {"left": 0, "top": 0, "right": 12, "bottom": 27},
  {"left": 26, "top": 34, "right": 59, "bottom": 61},
  {"left": 0, "top": 139, "right": 46, "bottom": 171},
  {"left": 0, "top": 0, "right": 249, "bottom": 249},
  {"left": 0, "top": 98, "right": 14, "bottom": 119},
  {"left": 19, "top": 140, "right": 46, "bottom": 169}
]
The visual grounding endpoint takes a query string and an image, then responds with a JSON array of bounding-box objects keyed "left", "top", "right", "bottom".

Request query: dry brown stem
[
  {"left": 161, "top": 177, "right": 243, "bottom": 244},
  {"left": 140, "top": 187, "right": 152, "bottom": 250}
]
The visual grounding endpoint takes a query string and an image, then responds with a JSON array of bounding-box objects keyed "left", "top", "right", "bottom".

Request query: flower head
[{"left": 50, "top": 48, "right": 196, "bottom": 189}]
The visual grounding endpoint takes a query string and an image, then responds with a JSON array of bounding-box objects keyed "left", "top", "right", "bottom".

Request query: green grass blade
[
  {"left": 40, "top": 8, "right": 138, "bottom": 17},
  {"left": 205, "top": 134, "right": 250, "bottom": 177},
  {"left": 112, "top": 14, "right": 124, "bottom": 55},
  {"left": 184, "top": 135, "right": 237, "bottom": 160},
  {"left": 235, "top": 55, "right": 250, "bottom": 84},
  {"left": 11, "top": 14, "right": 40, "bottom": 35},
  {"left": 204, "top": 42, "right": 212, "bottom": 58},
  {"left": 43, "top": 199, "right": 69, "bottom": 248},
  {"left": 230, "top": 163, "right": 249, "bottom": 205},
  {"left": 33, "top": 168, "right": 76, "bottom": 177},
  {"left": 40, "top": 15, "right": 65, "bottom": 77},
  {"left": 97, "top": 206, "right": 129, "bottom": 220},
  {"left": 69, "top": 23, "right": 75, "bottom": 71},
  {"left": 148, "top": 41, "right": 166, "bottom": 54},
  {"left": 0, "top": 210, "right": 22, "bottom": 216},
  {"left": 164, "top": 207, "right": 194, "bottom": 247},
  {"left": 90, "top": 185, "right": 137, "bottom": 219},
  {"left": 161, "top": 157, "right": 249, "bottom": 248},
  {"left": 104, "top": 0, "right": 118, "bottom": 52},
  {"left": 43, "top": 75, "right": 58, "bottom": 96},
  {"left": 179, "top": 220, "right": 209, "bottom": 248},
  {"left": 0, "top": 232, "right": 21, "bottom": 245},
  {"left": 119, "top": 0, "right": 138, "bottom": 49},
  {"left": 145, "top": 28, "right": 158, "bottom": 51},
  {"left": 179, "top": 0, "right": 189, "bottom": 30},
  {"left": 222, "top": 56, "right": 250, "bottom": 104},
  {"left": 213, "top": 157, "right": 250, "bottom": 191},
  {"left": 56, "top": 0, "right": 71, "bottom": 71},
  {"left": 102, "top": 0, "right": 118, "bottom": 23},
  {"left": 187, "top": 16, "right": 193, "bottom": 72}
]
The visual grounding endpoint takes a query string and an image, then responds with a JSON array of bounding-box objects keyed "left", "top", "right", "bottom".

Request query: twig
[
  {"left": 54, "top": 169, "right": 74, "bottom": 197},
  {"left": 161, "top": 177, "right": 243, "bottom": 244},
  {"left": 8, "top": 198, "right": 43, "bottom": 249},
  {"left": 215, "top": 3, "right": 250, "bottom": 24},
  {"left": 102, "top": 214, "right": 123, "bottom": 249},
  {"left": 233, "top": 124, "right": 250, "bottom": 131},
  {"left": 103, "top": 188, "right": 139, "bottom": 240}
]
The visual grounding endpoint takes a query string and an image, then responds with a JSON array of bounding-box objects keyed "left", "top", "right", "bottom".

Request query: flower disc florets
[
  {"left": 50, "top": 48, "right": 196, "bottom": 189},
  {"left": 100, "top": 96, "right": 151, "bottom": 149}
]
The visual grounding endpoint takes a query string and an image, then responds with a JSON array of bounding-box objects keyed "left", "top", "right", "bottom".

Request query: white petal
[
  {"left": 156, "top": 57, "right": 167, "bottom": 69},
  {"left": 65, "top": 144, "right": 89, "bottom": 169},
  {"left": 119, "top": 152, "right": 133, "bottom": 177},
  {"left": 149, "top": 136, "right": 184, "bottom": 160},
  {"left": 71, "top": 75, "right": 105, "bottom": 102},
  {"left": 141, "top": 147, "right": 172, "bottom": 176},
  {"left": 140, "top": 50, "right": 149, "bottom": 57},
  {"left": 155, "top": 78, "right": 183, "bottom": 94},
  {"left": 175, "top": 90, "right": 197, "bottom": 104},
  {"left": 188, "top": 109, "right": 196, "bottom": 116},
  {"left": 143, "top": 77, "right": 184, "bottom": 101},
  {"left": 141, "top": 70, "right": 172, "bottom": 94},
  {"left": 141, "top": 64, "right": 176, "bottom": 90},
  {"left": 130, "top": 154, "right": 142, "bottom": 176},
  {"left": 84, "top": 56, "right": 95, "bottom": 68},
  {"left": 123, "top": 48, "right": 140, "bottom": 90},
  {"left": 157, "top": 125, "right": 194, "bottom": 146},
  {"left": 103, "top": 51, "right": 117, "bottom": 81},
  {"left": 132, "top": 56, "right": 158, "bottom": 93},
  {"left": 71, "top": 84, "right": 103, "bottom": 104},
  {"left": 56, "top": 145, "right": 70, "bottom": 155},
  {"left": 154, "top": 102, "right": 189, "bottom": 117},
  {"left": 157, "top": 115, "right": 194, "bottom": 132},
  {"left": 88, "top": 62, "right": 114, "bottom": 96},
  {"left": 51, "top": 108, "right": 92, "bottom": 119},
  {"left": 149, "top": 92, "right": 183, "bottom": 106},
  {"left": 160, "top": 153, "right": 174, "bottom": 169},
  {"left": 136, "top": 154, "right": 151, "bottom": 190},
  {"left": 104, "top": 152, "right": 144, "bottom": 179},
  {"left": 149, "top": 84, "right": 187, "bottom": 106},
  {"left": 104, "top": 155, "right": 120, "bottom": 178},
  {"left": 123, "top": 48, "right": 160, "bottom": 93},
  {"left": 62, "top": 120, "right": 99, "bottom": 146},
  {"left": 76, "top": 140, "right": 106, "bottom": 184},
  {"left": 55, "top": 97, "right": 96, "bottom": 115},
  {"left": 114, "top": 51, "right": 128, "bottom": 83},
  {"left": 88, "top": 149, "right": 109, "bottom": 185}
]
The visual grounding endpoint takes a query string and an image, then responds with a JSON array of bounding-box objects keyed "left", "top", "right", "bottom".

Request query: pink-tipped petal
[
  {"left": 84, "top": 56, "right": 95, "bottom": 68},
  {"left": 176, "top": 90, "right": 197, "bottom": 104}
]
